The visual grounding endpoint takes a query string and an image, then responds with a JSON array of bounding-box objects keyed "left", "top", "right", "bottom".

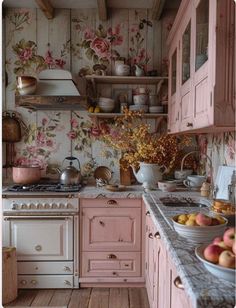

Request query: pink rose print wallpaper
[{"left": 2, "top": 8, "right": 235, "bottom": 183}]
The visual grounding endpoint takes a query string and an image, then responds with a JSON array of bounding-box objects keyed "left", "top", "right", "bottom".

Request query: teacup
[
  {"left": 174, "top": 169, "right": 193, "bottom": 180},
  {"left": 183, "top": 175, "right": 206, "bottom": 188}
]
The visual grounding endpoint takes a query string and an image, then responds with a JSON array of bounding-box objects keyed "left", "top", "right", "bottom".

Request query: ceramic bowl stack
[
  {"left": 148, "top": 94, "right": 163, "bottom": 113},
  {"left": 98, "top": 97, "right": 115, "bottom": 113},
  {"left": 130, "top": 91, "right": 148, "bottom": 113}
]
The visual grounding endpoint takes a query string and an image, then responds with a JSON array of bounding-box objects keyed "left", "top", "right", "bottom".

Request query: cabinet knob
[
  {"left": 99, "top": 220, "right": 105, "bottom": 226},
  {"left": 35, "top": 245, "right": 42, "bottom": 251},
  {"left": 174, "top": 276, "right": 184, "bottom": 290},
  {"left": 148, "top": 233, "right": 154, "bottom": 239},
  {"left": 20, "top": 280, "right": 27, "bottom": 285},
  {"left": 34, "top": 266, "right": 39, "bottom": 270},
  {"left": 107, "top": 254, "right": 117, "bottom": 259},
  {"left": 154, "top": 232, "right": 161, "bottom": 239},
  {"left": 112, "top": 272, "right": 118, "bottom": 276},
  {"left": 167, "top": 129, "right": 171, "bottom": 132},
  {"left": 107, "top": 199, "right": 117, "bottom": 205},
  {"left": 146, "top": 211, "right": 150, "bottom": 216},
  {"left": 64, "top": 280, "right": 71, "bottom": 286},
  {"left": 63, "top": 266, "right": 71, "bottom": 272},
  {"left": 31, "top": 280, "right": 38, "bottom": 285},
  {"left": 186, "top": 122, "right": 193, "bottom": 127}
]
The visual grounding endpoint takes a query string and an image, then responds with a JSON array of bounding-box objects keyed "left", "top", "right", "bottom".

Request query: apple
[
  {"left": 223, "top": 227, "right": 236, "bottom": 248},
  {"left": 213, "top": 236, "right": 223, "bottom": 245},
  {"left": 211, "top": 218, "right": 220, "bottom": 226},
  {"left": 217, "top": 241, "right": 231, "bottom": 251},
  {"left": 232, "top": 240, "right": 236, "bottom": 255},
  {"left": 196, "top": 213, "right": 212, "bottom": 226},
  {"left": 185, "top": 219, "right": 197, "bottom": 226},
  {"left": 218, "top": 250, "right": 236, "bottom": 269},
  {"left": 203, "top": 244, "right": 224, "bottom": 263}
]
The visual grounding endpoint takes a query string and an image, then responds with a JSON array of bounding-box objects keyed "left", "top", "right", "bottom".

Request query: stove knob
[
  {"left": 44, "top": 203, "right": 51, "bottom": 209},
  {"left": 59, "top": 203, "right": 65, "bottom": 209},
  {"left": 29, "top": 203, "right": 36, "bottom": 209},
  {"left": 66, "top": 203, "right": 73, "bottom": 209},
  {"left": 37, "top": 203, "right": 43, "bottom": 209},
  {"left": 51, "top": 203, "right": 58, "bottom": 209},
  {"left": 12, "top": 203, "right": 18, "bottom": 210},
  {"left": 21, "top": 203, "right": 28, "bottom": 210}
]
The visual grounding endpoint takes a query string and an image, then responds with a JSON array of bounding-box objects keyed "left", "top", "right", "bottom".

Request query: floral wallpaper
[{"left": 3, "top": 7, "right": 175, "bottom": 184}]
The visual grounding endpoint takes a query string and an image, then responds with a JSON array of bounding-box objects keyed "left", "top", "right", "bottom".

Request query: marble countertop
[{"left": 143, "top": 192, "right": 235, "bottom": 308}]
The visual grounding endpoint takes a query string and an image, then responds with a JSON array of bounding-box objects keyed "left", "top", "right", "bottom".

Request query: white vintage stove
[{"left": 2, "top": 184, "right": 81, "bottom": 289}]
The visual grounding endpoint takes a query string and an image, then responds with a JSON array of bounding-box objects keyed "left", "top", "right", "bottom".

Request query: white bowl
[
  {"left": 195, "top": 244, "right": 236, "bottom": 283},
  {"left": 133, "top": 94, "right": 148, "bottom": 105},
  {"left": 158, "top": 180, "right": 176, "bottom": 192},
  {"left": 98, "top": 97, "right": 115, "bottom": 104},
  {"left": 98, "top": 105, "right": 115, "bottom": 113},
  {"left": 129, "top": 105, "right": 148, "bottom": 113},
  {"left": 171, "top": 215, "right": 228, "bottom": 244},
  {"left": 149, "top": 106, "right": 163, "bottom": 113}
]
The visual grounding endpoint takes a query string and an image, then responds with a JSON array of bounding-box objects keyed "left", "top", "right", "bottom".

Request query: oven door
[{"left": 3, "top": 216, "right": 73, "bottom": 261}]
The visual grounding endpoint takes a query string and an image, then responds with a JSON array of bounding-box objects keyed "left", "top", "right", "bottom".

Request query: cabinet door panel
[
  {"left": 10, "top": 218, "right": 73, "bottom": 261},
  {"left": 82, "top": 208, "right": 141, "bottom": 251}
]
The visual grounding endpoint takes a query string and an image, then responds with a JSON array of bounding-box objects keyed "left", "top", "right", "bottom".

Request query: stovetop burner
[{"left": 7, "top": 183, "right": 82, "bottom": 193}]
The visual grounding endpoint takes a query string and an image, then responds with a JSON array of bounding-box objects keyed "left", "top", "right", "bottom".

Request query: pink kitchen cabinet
[
  {"left": 168, "top": 0, "right": 235, "bottom": 133},
  {"left": 80, "top": 198, "right": 145, "bottom": 286}
]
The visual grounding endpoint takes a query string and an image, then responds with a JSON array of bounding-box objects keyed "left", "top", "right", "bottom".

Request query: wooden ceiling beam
[
  {"left": 97, "top": 0, "right": 107, "bottom": 21},
  {"left": 152, "top": 0, "right": 166, "bottom": 20},
  {"left": 35, "top": 0, "right": 54, "bottom": 19}
]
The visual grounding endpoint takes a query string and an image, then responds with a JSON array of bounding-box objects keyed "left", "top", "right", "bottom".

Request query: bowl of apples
[
  {"left": 195, "top": 228, "right": 236, "bottom": 283},
  {"left": 172, "top": 212, "right": 228, "bottom": 244}
]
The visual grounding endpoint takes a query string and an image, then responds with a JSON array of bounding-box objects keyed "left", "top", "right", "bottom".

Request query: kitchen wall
[
  {"left": 2, "top": 7, "right": 235, "bottom": 184},
  {"left": 2, "top": 7, "right": 176, "bottom": 183}
]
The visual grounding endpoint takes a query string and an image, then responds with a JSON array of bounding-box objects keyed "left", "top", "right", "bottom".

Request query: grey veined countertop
[{"left": 143, "top": 191, "right": 235, "bottom": 308}]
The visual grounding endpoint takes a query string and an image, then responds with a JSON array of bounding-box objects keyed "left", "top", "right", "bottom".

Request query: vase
[{"left": 131, "top": 163, "right": 167, "bottom": 189}]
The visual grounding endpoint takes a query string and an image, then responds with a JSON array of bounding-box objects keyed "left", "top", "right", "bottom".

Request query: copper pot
[
  {"left": 12, "top": 166, "right": 41, "bottom": 184},
  {"left": 2, "top": 112, "right": 21, "bottom": 143}
]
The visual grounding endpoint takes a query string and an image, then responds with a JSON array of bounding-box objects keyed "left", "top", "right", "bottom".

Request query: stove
[{"left": 5, "top": 183, "right": 82, "bottom": 193}]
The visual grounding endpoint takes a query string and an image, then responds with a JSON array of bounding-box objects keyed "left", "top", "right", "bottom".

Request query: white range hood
[{"left": 15, "top": 69, "right": 87, "bottom": 110}]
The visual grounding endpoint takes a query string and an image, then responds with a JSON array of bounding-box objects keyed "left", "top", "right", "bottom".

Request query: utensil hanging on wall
[{"left": 2, "top": 110, "right": 28, "bottom": 168}]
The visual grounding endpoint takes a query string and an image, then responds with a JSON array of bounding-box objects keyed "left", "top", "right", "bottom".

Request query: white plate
[{"left": 195, "top": 244, "right": 236, "bottom": 283}]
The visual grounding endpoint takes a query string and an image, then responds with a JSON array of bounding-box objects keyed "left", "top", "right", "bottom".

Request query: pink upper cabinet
[{"left": 167, "top": 0, "right": 235, "bottom": 133}]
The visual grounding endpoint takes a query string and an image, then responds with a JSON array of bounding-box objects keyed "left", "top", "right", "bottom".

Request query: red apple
[
  {"left": 213, "top": 236, "right": 223, "bottom": 245},
  {"left": 196, "top": 213, "right": 212, "bottom": 226},
  {"left": 223, "top": 227, "right": 236, "bottom": 248},
  {"left": 217, "top": 241, "right": 231, "bottom": 250},
  {"left": 232, "top": 240, "right": 236, "bottom": 255},
  {"left": 218, "top": 250, "right": 236, "bottom": 269},
  {"left": 203, "top": 244, "right": 225, "bottom": 263}
]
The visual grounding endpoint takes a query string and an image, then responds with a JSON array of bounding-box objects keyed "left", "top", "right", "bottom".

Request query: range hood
[{"left": 15, "top": 69, "right": 87, "bottom": 111}]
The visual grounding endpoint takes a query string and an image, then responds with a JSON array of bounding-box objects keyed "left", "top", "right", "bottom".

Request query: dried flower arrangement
[{"left": 99, "top": 108, "right": 192, "bottom": 173}]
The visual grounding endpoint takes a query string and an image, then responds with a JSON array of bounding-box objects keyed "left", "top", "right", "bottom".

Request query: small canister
[{"left": 200, "top": 181, "right": 211, "bottom": 197}]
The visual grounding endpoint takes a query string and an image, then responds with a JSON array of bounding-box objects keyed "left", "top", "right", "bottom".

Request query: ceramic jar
[{"left": 115, "top": 64, "right": 130, "bottom": 76}]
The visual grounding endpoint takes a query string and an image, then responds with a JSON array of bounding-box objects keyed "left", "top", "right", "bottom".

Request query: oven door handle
[{"left": 4, "top": 216, "right": 72, "bottom": 221}]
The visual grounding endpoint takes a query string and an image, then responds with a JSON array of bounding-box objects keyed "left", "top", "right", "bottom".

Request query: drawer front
[
  {"left": 82, "top": 252, "right": 141, "bottom": 277},
  {"left": 82, "top": 208, "right": 141, "bottom": 251},
  {"left": 18, "top": 261, "right": 73, "bottom": 275},
  {"left": 9, "top": 217, "right": 73, "bottom": 261},
  {"left": 81, "top": 199, "right": 141, "bottom": 208},
  {"left": 18, "top": 275, "right": 73, "bottom": 289}
]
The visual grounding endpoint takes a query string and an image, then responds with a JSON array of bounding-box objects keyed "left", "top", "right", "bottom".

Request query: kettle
[{"left": 56, "top": 157, "right": 82, "bottom": 185}]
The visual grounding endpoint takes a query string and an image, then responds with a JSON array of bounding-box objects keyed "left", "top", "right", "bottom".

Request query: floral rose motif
[
  {"left": 67, "top": 131, "right": 77, "bottom": 140},
  {"left": 71, "top": 118, "right": 79, "bottom": 128},
  {"left": 19, "top": 47, "right": 33, "bottom": 62},
  {"left": 84, "top": 28, "right": 95, "bottom": 40},
  {"left": 91, "top": 38, "right": 111, "bottom": 58}
]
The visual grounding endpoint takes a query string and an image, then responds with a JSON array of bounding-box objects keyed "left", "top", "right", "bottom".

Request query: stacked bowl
[
  {"left": 130, "top": 89, "right": 148, "bottom": 112},
  {"left": 98, "top": 97, "right": 115, "bottom": 113},
  {"left": 149, "top": 93, "right": 163, "bottom": 113}
]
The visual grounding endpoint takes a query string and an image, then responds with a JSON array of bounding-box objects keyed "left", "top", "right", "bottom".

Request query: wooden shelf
[
  {"left": 15, "top": 95, "right": 87, "bottom": 111},
  {"left": 85, "top": 75, "right": 168, "bottom": 84},
  {"left": 88, "top": 113, "right": 168, "bottom": 119}
]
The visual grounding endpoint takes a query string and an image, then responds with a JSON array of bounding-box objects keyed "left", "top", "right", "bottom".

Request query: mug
[
  {"left": 174, "top": 169, "right": 193, "bottom": 180},
  {"left": 183, "top": 175, "right": 206, "bottom": 188}
]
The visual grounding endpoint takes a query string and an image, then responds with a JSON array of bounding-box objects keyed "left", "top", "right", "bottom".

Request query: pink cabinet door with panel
[{"left": 82, "top": 207, "right": 141, "bottom": 251}]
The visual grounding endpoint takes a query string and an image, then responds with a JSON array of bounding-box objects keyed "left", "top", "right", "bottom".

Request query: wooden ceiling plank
[
  {"left": 35, "top": 0, "right": 54, "bottom": 19},
  {"left": 152, "top": 0, "right": 166, "bottom": 20},
  {"left": 97, "top": 0, "right": 107, "bottom": 21}
]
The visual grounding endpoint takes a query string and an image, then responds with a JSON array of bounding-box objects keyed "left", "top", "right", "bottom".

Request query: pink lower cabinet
[{"left": 80, "top": 198, "right": 144, "bottom": 285}]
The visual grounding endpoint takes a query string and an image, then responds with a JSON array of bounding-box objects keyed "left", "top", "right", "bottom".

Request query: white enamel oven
[{"left": 2, "top": 194, "right": 79, "bottom": 289}]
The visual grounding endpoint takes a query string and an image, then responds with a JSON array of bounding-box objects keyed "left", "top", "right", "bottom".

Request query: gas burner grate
[{"left": 6, "top": 183, "right": 82, "bottom": 192}]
